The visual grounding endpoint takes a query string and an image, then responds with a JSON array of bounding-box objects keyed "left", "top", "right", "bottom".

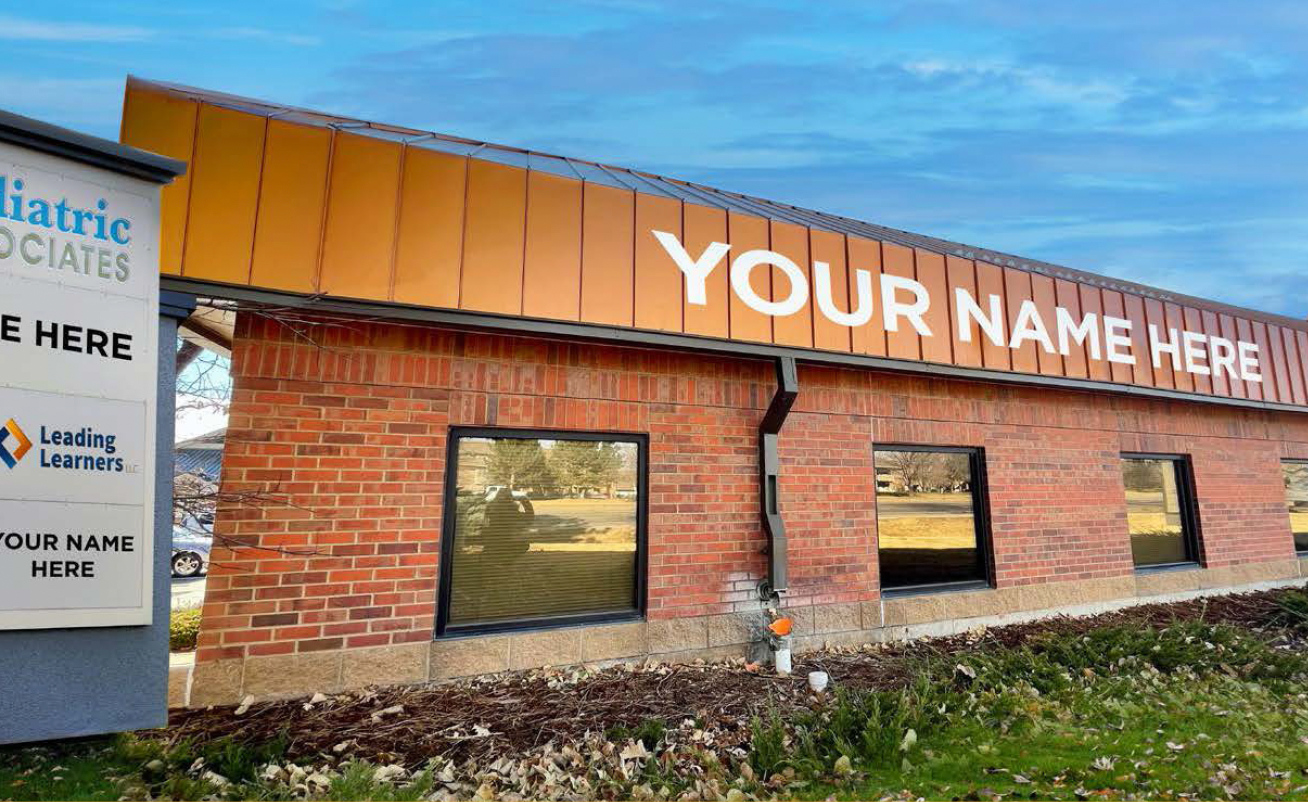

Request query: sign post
[{"left": 0, "top": 110, "right": 184, "bottom": 744}]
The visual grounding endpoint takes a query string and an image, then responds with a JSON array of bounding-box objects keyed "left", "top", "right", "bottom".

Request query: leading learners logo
[{"left": 0, "top": 418, "right": 32, "bottom": 468}]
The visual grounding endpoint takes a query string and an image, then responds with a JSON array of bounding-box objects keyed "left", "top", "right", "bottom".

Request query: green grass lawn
[
  {"left": 0, "top": 737, "right": 174, "bottom": 802},
  {"left": 5, "top": 591, "right": 1308, "bottom": 801},
  {"left": 769, "top": 617, "right": 1308, "bottom": 802},
  {"left": 0, "top": 737, "right": 438, "bottom": 801},
  {"left": 805, "top": 670, "right": 1308, "bottom": 801}
]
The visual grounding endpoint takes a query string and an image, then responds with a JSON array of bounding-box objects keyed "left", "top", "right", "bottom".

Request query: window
[
  {"left": 874, "top": 446, "right": 990, "bottom": 591},
  {"left": 1120, "top": 454, "right": 1200, "bottom": 569},
  {"left": 437, "top": 429, "right": 646, "bottom": 635},
  {"left": 1283, "top": 461, "right": 1308, "bottom": 554}
]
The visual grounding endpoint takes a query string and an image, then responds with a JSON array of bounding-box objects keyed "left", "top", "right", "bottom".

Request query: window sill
[
  {"left": 1133, "top": 561, "right": 1202, "bottom": 574},
  {"left": 882, "top": 579, "right": 992, "bottom": 599},
  {"left": 437, "top": 610, "right": 643, "bottom": 639}
]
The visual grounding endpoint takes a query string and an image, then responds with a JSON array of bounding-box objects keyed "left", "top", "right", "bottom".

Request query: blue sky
[{"left": 7, "top": 1, "right": 1308, "bottom": 317}]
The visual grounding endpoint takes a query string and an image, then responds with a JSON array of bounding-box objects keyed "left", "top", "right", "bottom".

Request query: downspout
[{"left": 758, "top": 356, "right": 799, "bottom": 601}]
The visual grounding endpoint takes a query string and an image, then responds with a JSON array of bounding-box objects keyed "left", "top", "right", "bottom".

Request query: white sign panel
[{"left": 0, "top": 140, "right": 159, "bottom": 629}]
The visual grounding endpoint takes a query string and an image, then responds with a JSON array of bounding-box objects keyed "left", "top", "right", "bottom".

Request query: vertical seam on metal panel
[
  {"left": 1269, "top": 324, "right": 1286, "bottom": 402},
  {"left": 243, "top": 115, "right": 270, "bottom": 287},
  {"left": 939, "top": 253, "right": 955, "bottom": 367},
  {"left": 629, "top": 188, "right": 636, "bottom": 328},
  {"left": 1299, "top": 332, "right": 1308, "bottom": 401},
  {"left": 1294, "top": 327, "right": 1306, "bottom": 403},
  {"left": 455, "top": 156, "right": 471, "bottom": 309},
  {"left": 1153, "top": 301, "right": 1172, "bottom": 390},
  {"left": 177, "top": 99, "right": 201, "bottom": 277},
  {"left": 725, "top": 211, "right": 734, "bottom": 340},
  {"left": 872, "top": 240, "right": 888, "bottom": 357},
  {"left": 1046, "top": 276, "right": 1064, "bottom": 378},
  {"left": 512, "top": 164, "right": 529, "bottom": 317},
  {"left": 1193, "top": 308, "right": 1213, "bottom": 395},
  {"left": 908, "top": 247, "right": 922, "bottom": 362},
  {"left": 1276, "top": 325, "right": 1297, "bottom": 402},
  {"left": 1153, "top": 301, "right": 1167, "bottom": 388},
  {"left": 1132, "top": 296, "right": 1152, "bottom": 389},
  {"left": 577, "top": 179, "right": 587, "bottom": 321},
  {"left": 1251, "top": 321, "right": 1267, "bottom": 402},
  {"left": 841, "top": 234, "right": 853, "bottom": 353},
  {"left": 519, "top": 168, "right": 531, "bottom": 317},
  {"left": 1263, "top": 322, "right": 1280, "bottom": 403},
  {"left": 677, "top": 200, "right": 685, "bottom": 333},
  {"left": 1241, "top": 319, "right": 1259, "bottom": 401},
  {"left": 387, "top": 143, "right": 408, "bottom": 302},
  {"left": 766, "top": 214, "right": 775, "bottom": 345},
  {"left": 804, "top": 226, "right": 816, "bottom": 350},
  {"left": 1202, "top": 309, "right": 1222, "bottom": 396},
  {"left": 983, "top": 259, "right": 999, "bottom": 368},
  {"left": 1067, "top": 283, "right": 1079, "bottom": 376},
  {"left": 966, "top": 260, "right": 981, "bottom": 368},
  {"left": 997, "top": 262, "right": 1012, "bottom": 373},
  {"left": 311, "top": 128, "right": 339, "bottom": 294},
  {"left": 1278, "top": 327, "right": 1297, "bottom": 404},
  {"left": 805, "top": 226, "right": 814, "bottom": 349}
]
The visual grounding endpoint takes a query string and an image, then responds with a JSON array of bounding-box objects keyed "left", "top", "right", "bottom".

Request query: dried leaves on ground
[{"left": 159, "top": 588, "right": 1290, "bottom": 769}]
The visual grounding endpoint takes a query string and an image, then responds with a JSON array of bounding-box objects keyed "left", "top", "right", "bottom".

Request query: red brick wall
[{"left": 195, "top": 313, "right": 1308, "bottom": 665}]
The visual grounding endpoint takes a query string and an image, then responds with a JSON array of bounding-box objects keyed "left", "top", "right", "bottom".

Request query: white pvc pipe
[{"left": 774, "top": 644, "right": 792, "bottom": 675}]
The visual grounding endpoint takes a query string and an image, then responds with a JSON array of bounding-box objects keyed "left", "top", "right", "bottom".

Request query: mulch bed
[{"left": 156, "top": 588, "right": 1294, "bottom": 768}]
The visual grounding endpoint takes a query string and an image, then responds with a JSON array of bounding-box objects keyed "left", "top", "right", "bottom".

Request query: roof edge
[{"left": 127, "top": 76, "right": 1305, "bottom": 332}]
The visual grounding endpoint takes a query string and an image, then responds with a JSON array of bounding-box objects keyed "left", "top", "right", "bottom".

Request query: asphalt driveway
[{"left": 171, "top": 576, "right": 206, "bottom": 610}]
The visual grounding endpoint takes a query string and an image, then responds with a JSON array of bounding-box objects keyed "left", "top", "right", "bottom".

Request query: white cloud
[
  {"left": 211, "top": 27, "right": 321, "bottom": 47},
  {"left": 0, "top": 15, "right": 152, "bottom": 42}
]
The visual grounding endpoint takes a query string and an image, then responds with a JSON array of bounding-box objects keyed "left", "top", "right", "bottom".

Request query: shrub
[
  {"left": 607, "top": 718, "right": 668, "bottom": 751},
  {"left": 749, "top": 677, "right": 952, "bottom": 778},
  {"left": 170, "top": 606, "right": 202, "bottom": 652},
  {"left": 1274, "top": 588, "right": 1308, "bottom": 632}
]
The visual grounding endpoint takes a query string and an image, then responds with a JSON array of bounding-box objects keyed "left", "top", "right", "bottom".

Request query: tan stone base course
[{"left": 181, "top": 560, "right": 1307, "bottom": 708}]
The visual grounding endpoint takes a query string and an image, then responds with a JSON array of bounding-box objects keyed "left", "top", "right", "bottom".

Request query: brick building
[{"left": 120, "top": 79, "right": 1308, "bottom": 706}]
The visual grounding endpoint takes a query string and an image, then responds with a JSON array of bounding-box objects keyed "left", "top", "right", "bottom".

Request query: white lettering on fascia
[
  {"left": 1149, "top": 324, "right": 1181, "bottom": 371},
  {"left": 1239, "top": 341, "right": 1263, "bottom": 383},
  {"left": 652, "top": 230, "right": 1266, "bottom": 382},
  {"left": 651, "top": 231, "right": 728, "bottom": 306}
]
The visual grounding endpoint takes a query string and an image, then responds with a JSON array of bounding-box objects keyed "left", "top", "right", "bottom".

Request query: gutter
[{"left": 758, "top": 356, "right": 798, "bottom": 601}]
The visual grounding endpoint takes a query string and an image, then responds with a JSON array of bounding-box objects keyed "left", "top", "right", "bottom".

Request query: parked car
[
  {"left": 483, "top": 485, "right": 530, "bottom": 500},
  {"left": 172, "top": 517, "right": 212, "bottom": 577}
]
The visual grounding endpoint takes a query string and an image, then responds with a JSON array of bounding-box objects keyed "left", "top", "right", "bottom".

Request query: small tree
[
  {"left": 933, "top": 453, "right": 971, "bottom": 491},
  {"left": 488, "top": 439, "right": 555, "bottom": 491},
  {"left": 882, "top": 450, "right": 933, "bottom": 493},
  {"left": 550, "top": 441, "right": 624, "bottom": 497}
]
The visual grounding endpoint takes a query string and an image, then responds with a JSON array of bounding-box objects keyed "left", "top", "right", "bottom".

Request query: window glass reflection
[
  {"left": 874, "top": 449, "right": 984, "bottom": 589},
  {"left": 447, "top": 436, "right": 640, "bottom": 629},
  {"left": 1121, "top": 457, "right": 1191, "bottom": 567},
  {"left": 1283, "top": 462, "right": 1308, "bottom": 553}
]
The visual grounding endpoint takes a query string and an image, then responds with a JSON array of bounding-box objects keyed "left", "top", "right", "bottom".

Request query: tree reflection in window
[
  {"left": 444, "top": 433, "right": 642, "bottom": 631},
  {"left": 874, "top": 448, "right": 986, "bottom": 590},
  {"left": 1283, "top": 461, "right": 1308, "bottom": 554}
]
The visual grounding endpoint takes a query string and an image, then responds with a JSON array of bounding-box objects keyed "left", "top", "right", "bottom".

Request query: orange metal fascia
[{"left": 118, "top": 77, "right": 1308, "bottom": 412}]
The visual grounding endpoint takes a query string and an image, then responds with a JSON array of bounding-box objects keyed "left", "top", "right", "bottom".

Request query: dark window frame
[
  {"left": 1282, "top": 458, "right": 1308, "bottom": 555},
  {"left": 435, "top": 426, "right": 649, "bottom": 638},
  {"left": 873, "top": 443, "right": 994, "bottom": 596},
  {"left": 1120, "top": 452, "right": 1203, "bottom": 571}
]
